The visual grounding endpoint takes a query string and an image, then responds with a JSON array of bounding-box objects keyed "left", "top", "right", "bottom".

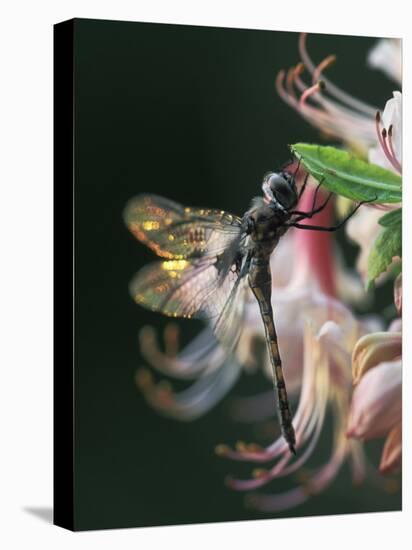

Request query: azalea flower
[
  {"left": 347, "top": 274, "right": 402, "bottom": 474},
  {"left": 346, "top": 91, "right": 402, "bottom": 283},
  {"left": 219, "top": 312, "right": 370, "bottom": 513},
  {"left": 276, "top": 33, "right": 378, "bottom": 155},
  {"left": 276, "top": 33, "right": 402, "bottom": 285},
  {"left": 276, "top": 33, "right": 402, "bottom": 159},
  {"left": 136, "top": 326, "right": 243, "bottom": 421}
]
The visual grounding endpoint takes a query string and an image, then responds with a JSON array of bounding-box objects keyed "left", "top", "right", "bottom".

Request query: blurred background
[{"left": 73, "top": 18, "right": 400, "bottom": 530}]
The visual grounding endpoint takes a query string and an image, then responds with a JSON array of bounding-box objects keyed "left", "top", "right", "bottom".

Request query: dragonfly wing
[
  {"left": 124, "top": 194, "right": 242, "bottom": 260},
  {"left": 212, "top": 268, "right": 249, "bottom": 350},
  {"left": 130, "top": 252, "right": 249, "bottom": 349},
  {"left": 131, "top": 258, "right": 222, "bottom": 319}
]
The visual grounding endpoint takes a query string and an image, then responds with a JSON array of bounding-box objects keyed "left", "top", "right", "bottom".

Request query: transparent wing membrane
[
  {"left": 130, "top": 256, "right": 248, "bottom": 348},
  {"left": 124, "top": 194, "right": 242, "bottom": 260},
  {"left": 126, "top": 193, "right": 248, "bottom": 347}
]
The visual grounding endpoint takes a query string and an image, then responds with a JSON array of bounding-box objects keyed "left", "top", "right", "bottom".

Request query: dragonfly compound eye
[{"left": 268, "top": 173, "right": 297, "bottom": 210}]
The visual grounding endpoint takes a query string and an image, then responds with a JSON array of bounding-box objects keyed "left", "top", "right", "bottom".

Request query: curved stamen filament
[
  {"left": 299, "top": 33, "right": 377, "bottom": 117},
  {"left": 281, "top": 68, "right": 375, "bottom": 146},
  {"left": 248, "top": 436, "right": 348, "bottom": 512},
  {"left": 375, "top": 112, "right": 402, "bottom": 174},
  {"left": 387, "top": 125, "right": 402, "bottom": 173},
  {"left": 278, "top": 64, "right": 371, "bottom": 144},
  {"left": 286, "top": 66, "right": 299, "bottom": 99},
  {"left": 293, "top": 70, "right": 375, "bottom": 133},
  {"left": 226, "top": 368, "right": 330, "bottom": 491},
  {"left": 312, "top": 54, "right": 336, "bottom": 84},
  {"left": 276, "top": 70, "right": 299, "bottom": 109},
  {"left": 299, "top": 80, "right": 325, "bottom": 109}
]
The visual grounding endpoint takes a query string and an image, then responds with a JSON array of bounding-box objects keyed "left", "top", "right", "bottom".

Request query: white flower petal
[
  {"left": 367, "top": 39, "right": 402, "bottom": 84},
  {"left": 346, "top": 207, "right": 383, "bottom": 282},
  {"left": 368, "top": 91, "right": 402, "bottom": 170}
]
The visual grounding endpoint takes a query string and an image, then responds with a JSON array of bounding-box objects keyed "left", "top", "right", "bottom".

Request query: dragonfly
[{"left": 124, "top": 166, "right": 369, "bottom": 454}]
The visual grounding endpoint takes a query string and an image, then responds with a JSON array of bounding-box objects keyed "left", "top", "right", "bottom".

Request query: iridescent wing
[
  {"left": 123, "top": 194, "right": 243, "bottom": 260},
  {"left": 130, "top": 256, "right": 249, "bottom": 349},
  {"left": 125, "top": 194, "right": 249, "bottom": 349}
]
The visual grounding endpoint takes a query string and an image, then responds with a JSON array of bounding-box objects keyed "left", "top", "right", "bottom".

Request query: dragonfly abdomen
[{"left": 248, "top": 259, "right": 297, "bottom": 454}]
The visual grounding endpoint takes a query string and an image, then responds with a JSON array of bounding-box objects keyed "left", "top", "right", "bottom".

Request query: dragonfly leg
[
  {"left": 309, "top": 177, "right": 324, "bottom": 210},
  {"left": 297, "top": 171, "right": 310, "bottom": 200},
  {"left": 288, "top": 196, "right": 377, "bottom": 232},
  {"left": 289, "top": 190, "right": 333, "bottom": 221}
]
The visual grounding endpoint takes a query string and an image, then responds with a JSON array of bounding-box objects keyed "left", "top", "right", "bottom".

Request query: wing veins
[{"left": 157, "top": 259, "right": 216, "bottom": 316}]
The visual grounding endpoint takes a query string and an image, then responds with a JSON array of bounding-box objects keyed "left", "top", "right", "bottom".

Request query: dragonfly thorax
[{"left": 245, "top": 203, "right": 289, "bottom": 251}]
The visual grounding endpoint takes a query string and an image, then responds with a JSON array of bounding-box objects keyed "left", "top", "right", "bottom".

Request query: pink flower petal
[
  {"left": 347, "top": 360, "right": 402, "bottom": 440},
  {"left": 394, "top": 273, "right": 402, "bottom": 316},
  {"left": 379, "top": 423, "right": 402, "bottom": 474},
  {"left": 352, "top": 331, "right": 402, "bottom": 385}
]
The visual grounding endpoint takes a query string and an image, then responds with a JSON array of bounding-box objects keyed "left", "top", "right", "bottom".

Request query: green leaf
[
  {"left": 367, "top": 221, "right": 402, "bottom": 287},
  {"left": 291, "top": 143, "right": 402, "bottom": 203},
  {"left": 378, "top": 208, "right": 402, "bottom": 227}
]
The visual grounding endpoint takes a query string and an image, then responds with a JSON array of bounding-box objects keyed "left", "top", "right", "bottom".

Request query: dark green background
[{"left": 73, "top": 18, "right": 400, "bottom": 530}]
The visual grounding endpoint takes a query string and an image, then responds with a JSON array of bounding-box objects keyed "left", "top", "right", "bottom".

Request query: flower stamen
[
  {"left": 286, "top": 66, "right": 298, "bottom": 99},
  {"left": 299, "top": 80, "right": 326, "bottom": 109},
  {"left": 387, "top": 124, "right": 402, "bottom": 173},
  {"left": 299, "top": 32, "right": 377, "bottom": 117},
  {"left": 276, "top": 69, "right": 298, "bottom": 108},
  {"left": 312, "top": 55, "right": 336, "bottom": 84},
  {"left": 375, "top": 112, "right": 402, "bottom": 174}
]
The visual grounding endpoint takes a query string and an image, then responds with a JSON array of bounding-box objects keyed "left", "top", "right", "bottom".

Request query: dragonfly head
[{"left": 262, "top": 171, "right": 298, "bottom": 212}]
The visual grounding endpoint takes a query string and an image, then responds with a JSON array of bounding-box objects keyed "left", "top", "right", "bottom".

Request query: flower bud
[
  {"left": 347, "top": 360, "right": 401, "bottom": 440},
  {"left": 352, "top": 332, "right": 401, "bottom": 386}
]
